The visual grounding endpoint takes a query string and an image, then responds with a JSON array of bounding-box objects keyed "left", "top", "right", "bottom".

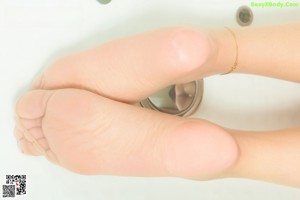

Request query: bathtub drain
[
  {"left": 97, "top": 0, "right": 112, "bottom": 5},
  {"left": 236, "top": 6, "right": 253, "bottom": 26},
  {"left": 140, "top": 80, "right": 203, "bottom": 117}
]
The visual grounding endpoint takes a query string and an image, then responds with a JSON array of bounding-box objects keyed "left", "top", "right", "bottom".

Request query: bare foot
[
  {"left": 15, "top": 89, "right": 238, "bottom": 179},
  {"left": 31, "top": 27, "right": 233, "bottom": 103}
]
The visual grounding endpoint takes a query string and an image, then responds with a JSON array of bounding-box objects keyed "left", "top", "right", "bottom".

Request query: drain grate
[{"left": 236, "top": 6, "right": 253, "bottom": 26}]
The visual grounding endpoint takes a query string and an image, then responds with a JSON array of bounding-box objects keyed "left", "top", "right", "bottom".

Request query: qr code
[
  {"left": 2, "top": 185, "right": 15, "bottom": 198},
  {"left": 2, "top": 175, "right": 26, "bottom": 198}
]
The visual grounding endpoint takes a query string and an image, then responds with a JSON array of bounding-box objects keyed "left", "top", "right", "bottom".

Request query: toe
[
  {"left": 17, "top": 139, "right": 42, "bottom": 156},
  {"left": 14, "top": 126, "right": 24, "bottom": 140},
  {"left": 16, "top": 90, "right": 54, "bottom": 120},
  {"left": 15, "top": 90, "right": 55, "bottom": 157},
  {"left": 26, "top": 127, "right": 45, "bottom": 141}
]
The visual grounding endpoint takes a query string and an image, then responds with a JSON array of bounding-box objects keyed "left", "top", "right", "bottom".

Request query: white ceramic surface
[{"left": 1, "top": 0, "right": 300, "bottom": 199}]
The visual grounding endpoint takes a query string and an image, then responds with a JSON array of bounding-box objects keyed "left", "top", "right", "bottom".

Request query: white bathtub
[{"left": 1, "top": 0, "right": 300, "bottom": 199}]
